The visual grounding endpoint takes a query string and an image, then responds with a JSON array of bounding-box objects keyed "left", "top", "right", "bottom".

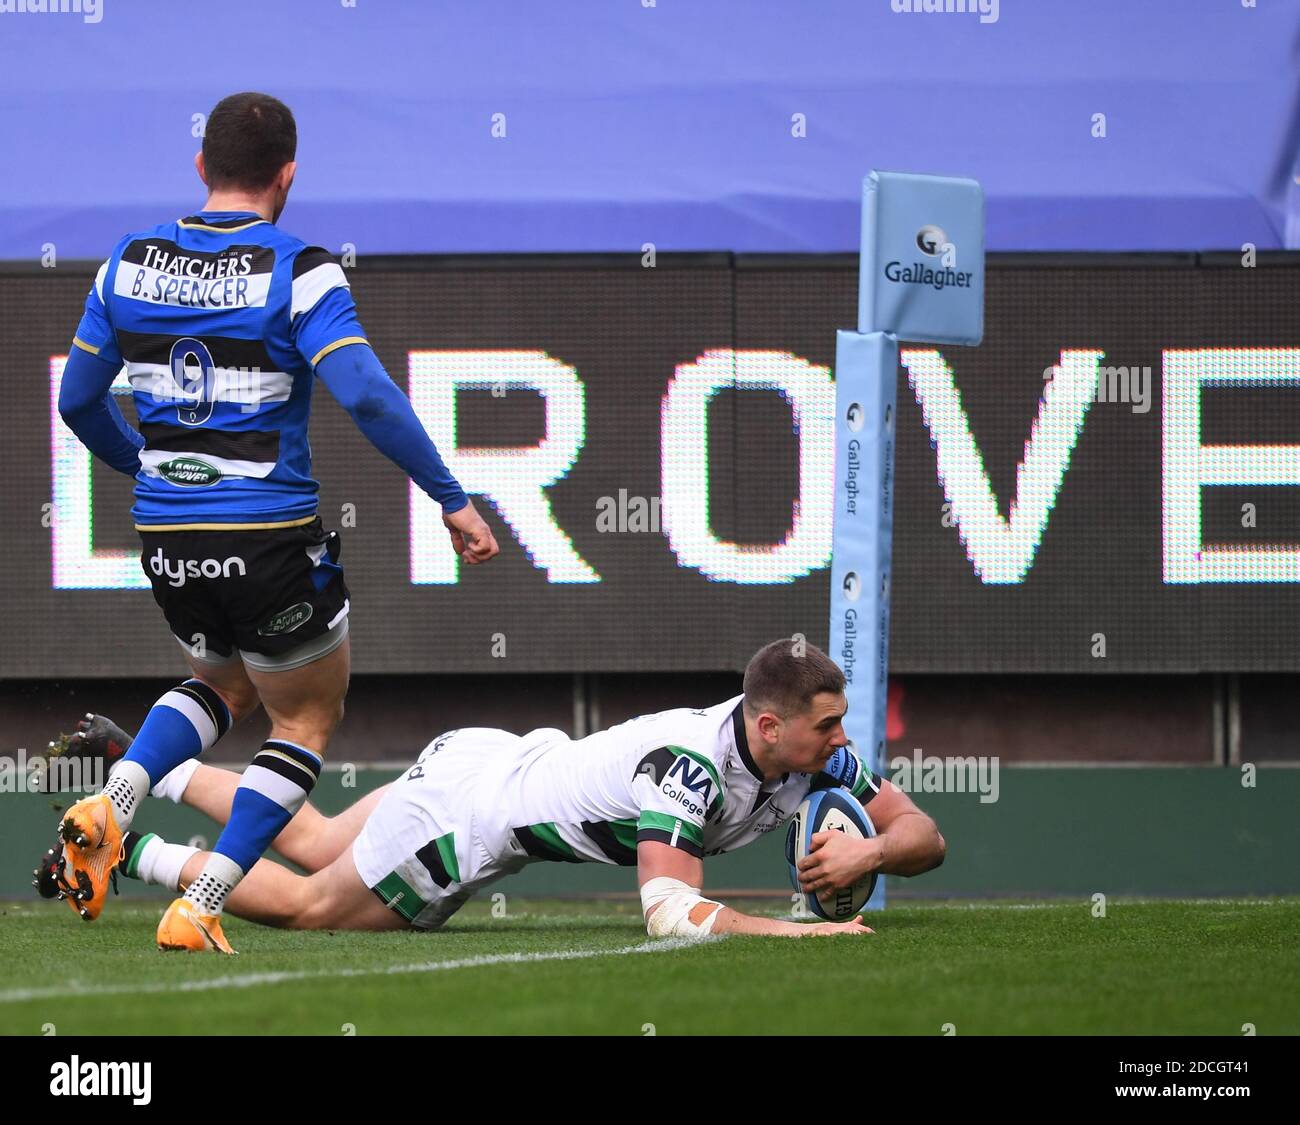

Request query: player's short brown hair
[
  {"left": 742, "top": 639, "right": 845, "bottom": 718},
  {"left": 202, "top": 92, "right": 297, "bottom": 191}
]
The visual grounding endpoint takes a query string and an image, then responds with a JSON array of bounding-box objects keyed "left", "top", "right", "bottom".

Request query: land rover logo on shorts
[
  {"left": 158, "top": 457, "right": 221, "bottom": 487},
  {"left": 916, "top": 225, "right": 946, "bottom": 256},
  {"left": 258, "top": 602, "right": 313, "bottom": 636}
]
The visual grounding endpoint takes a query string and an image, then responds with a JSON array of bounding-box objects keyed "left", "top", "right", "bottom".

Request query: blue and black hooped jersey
[{"left": 71, "top": 211, "right": 366, "bottom": 528}]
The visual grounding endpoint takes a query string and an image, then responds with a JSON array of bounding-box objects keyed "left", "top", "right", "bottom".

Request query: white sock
[
  {"left": 182, "top": 852, "right": 243, "bottom": 915},
  {"left": 150, "top": 757, "right": 201, "bottom": 805},
  {"left": 131, "top": 834, "right": 199, "bottom": 891},
  {"left": 101, "top": 760, "right": 151, "bottom": 828}
]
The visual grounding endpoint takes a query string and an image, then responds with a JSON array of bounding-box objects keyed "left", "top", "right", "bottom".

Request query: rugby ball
[{"left": 785, "top": 786, "right": 877, "bottom": 920}]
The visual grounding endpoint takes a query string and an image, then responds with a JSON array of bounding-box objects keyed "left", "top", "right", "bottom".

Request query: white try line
[
  {"left": 0, "top": 936, "right": 707, "bottom": 1005},
  {"left": 946, "top": 898, "right": 1292, "bottom": 910}
]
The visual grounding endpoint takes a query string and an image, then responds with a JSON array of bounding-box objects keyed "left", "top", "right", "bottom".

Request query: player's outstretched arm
[
  {"left": 314, "top": 342, "right": 499, "bottom": 564},
  {"left": 636, "top": 841, "right": 871, "bottom": 939}
]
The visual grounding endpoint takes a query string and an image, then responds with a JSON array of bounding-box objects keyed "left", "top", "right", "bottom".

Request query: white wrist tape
[{"left": 640, "top": 876, "right": 724, "bottom": 939}]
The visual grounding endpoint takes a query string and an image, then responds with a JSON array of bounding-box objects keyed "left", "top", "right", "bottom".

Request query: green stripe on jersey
[
  {"left": 433, "top": 831, "right": 461, "bottom": 885},
  {"left": 609, "top": 817, "right": 639, "bottom": 851},
  {"left": 637, "top": 809, "right": 704, "bottom": 848},
  {"left": 521, "top": 821, "right": 582, "bottom": 862},
  {"left": 580, "top": 818, "right": 639, "bottom": 865},
  {"left": 849, "top": 752, "right": 874, "bottom": 798},
  {"left": 373, "top": 872, "right": 426, "bottom": 921},
  {"left": 671, "top": 747, "right": 723, "bottom": 797},
  {"left": 665, "top": 743, "right": 728, "bottom": 811}
]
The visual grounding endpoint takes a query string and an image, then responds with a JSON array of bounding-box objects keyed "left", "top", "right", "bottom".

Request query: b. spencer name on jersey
[{"left": 115, "top": 240, "right": 275, "bottom": 310}]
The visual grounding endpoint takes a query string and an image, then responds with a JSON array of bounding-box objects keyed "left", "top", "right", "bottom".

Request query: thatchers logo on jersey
[
  {"left": 140, "top": 244, "right": 258, "bottom": 279},
  {"left": 0, "top": 0, "right": 102, "bottom": 24},
  {"left": 157, "top": 457, "right": 221, "bottom": 487},
  {"left": 258, "top": 601, "right": 313, "bottom": 636},
  {"left": 148, "top": 548, "right": 247, "bottom": 588}
]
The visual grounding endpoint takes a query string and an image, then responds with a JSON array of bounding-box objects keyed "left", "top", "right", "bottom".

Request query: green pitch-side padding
[
  {"left": 4, "top": 766, "right": 1299, "bottom": 900},
  {"left": 373, "top": 871, "right": 426, "bottom": 922}
]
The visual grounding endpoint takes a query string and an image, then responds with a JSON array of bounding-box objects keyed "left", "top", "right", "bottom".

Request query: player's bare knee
[
  {"left": 273, "top": 882, "right": 317, "bottom": 929},
  {"left": 270, "top": 696, "right": 343, "bottom": 753},
  {"left": 229, "top": 686, "right": 260, "bottom": 721},
  {"left": 309, "top": 697, "right": 344, "bottom": 744},
  {"left": 291, "top": 885, "right": 342, "bottom": 931},
  {"left": 203, "top": 678, "right": 258, "bottom": 722},
  {"left": 297, "top": 832, "right": 344, "bottom": 875},
  {"left": 326, "top": 691, "right": 346, "bottom": 731}
]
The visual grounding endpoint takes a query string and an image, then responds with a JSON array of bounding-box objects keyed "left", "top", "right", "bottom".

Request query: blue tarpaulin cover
[{"left": 0, "top": 0, "right": 1295, "bottom": 257}]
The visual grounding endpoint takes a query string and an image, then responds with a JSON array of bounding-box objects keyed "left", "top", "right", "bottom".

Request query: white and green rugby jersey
[{"left": 474, "top": 694, "right": 882, "bottom": 867}]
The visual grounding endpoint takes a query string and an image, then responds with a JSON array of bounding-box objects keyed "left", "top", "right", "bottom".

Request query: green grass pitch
[{"left": 2, "top": 897, "right": 1296, "bottom": 1035}]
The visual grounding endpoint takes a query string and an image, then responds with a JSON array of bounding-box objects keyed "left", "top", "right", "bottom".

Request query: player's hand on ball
[
  {"left": 797, "top": 830, "right": 876, "bottom": 896},
  {"left": 804, "top": 916, "right": 873, "bottom": 936},
  {"left": 443, "top": 500, "right": 499, "bottom": 564}
]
